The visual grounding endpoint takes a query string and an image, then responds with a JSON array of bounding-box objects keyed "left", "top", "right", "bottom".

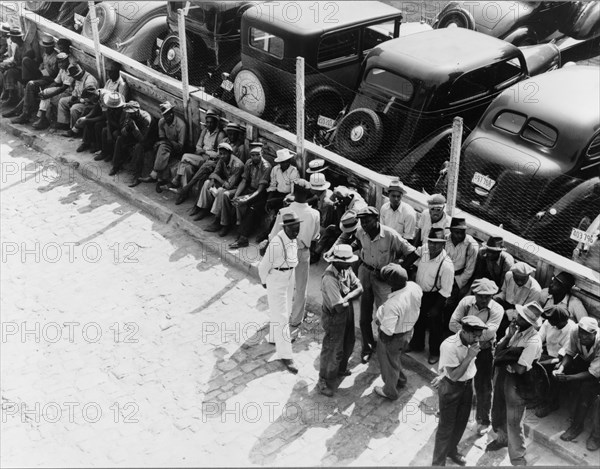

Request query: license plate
[
  {"left": 570, "top": 227, "right": 597, "bottom": 245},
  {"left": 220, "top": 79, "right": 233, "bottom": 91},
  {"left": 472, "top": 172, "right": 495, "bottom": 191},
  {"left": 317, "top": 115, "right": 335, "bottom": 129},
  {"left": 156, "top": 37, "right": 164, "bottom": 47}
]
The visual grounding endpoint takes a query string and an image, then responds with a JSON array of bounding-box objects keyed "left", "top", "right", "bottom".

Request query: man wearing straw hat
[
  {"left": 318, "top": 244, "right": 363, "bottom": 397},
  {"left": 380, "top": 179, "right": 416, "bottom": 242},
  {"left": 373, "top": 264, "right": 422, "bottom": 400},
  {"left": 0, "top": 28, "right": 27, "bottom": 108},
  {"left": 487, "top": 302, "right": 543, "bottom": 465},
  {"left": 473, "top": 235, "right": 514, "bottom": 289},
  {"left": 258, "top": 211, "right": 302, "bottom": 374},
  {"left": 414, "top": 193, "right": 450, "bottom": 248},
  {"left": 56, "top": 63, "right": 98, "bottom": 132}
]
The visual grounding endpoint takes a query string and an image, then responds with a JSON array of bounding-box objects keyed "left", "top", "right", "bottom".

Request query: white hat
[
  {"left": 274, "top": 148, "right": 294, "bottom": 163},
  {"left": 310, "top": 173, "right": 330, "bottom": 190}
]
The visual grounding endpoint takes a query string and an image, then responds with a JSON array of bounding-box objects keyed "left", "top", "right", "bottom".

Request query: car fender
[
  {"left": 519, "top": 42, "right": 561, "bottom": 76},
  {"left": 433, "top": 3, "right": 476, "bottom": 30},
  {"left": 116, "top": 16, "right": 169, "bottom": 63}
]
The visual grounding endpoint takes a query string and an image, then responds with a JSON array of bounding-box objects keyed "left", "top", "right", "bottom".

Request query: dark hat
[
  {"left": 380, "top": 264, "right": 408, "bottom": 288},
  {"left": 281, "top": 212, "right": 302, "bottom": 226},
  {"left": 387, "top": 179, "right": 407, "bottom": 195},
  {"left": 516, "top": 302, "right": 544, "bottom": 328},
  {"left": 450, "top": 217, "right": 467, "bottom": 230},
  {"left": 542, "top": 304, "right": 570, "bottom": 321},
  {"left": 39, "top": 34, "right": 56, "bottom": 47},
  {"left": 339, "top": 210, "right": 358, "bottom": 233},
  {"left": 553, "top": 271, "right": 575, "bottom": 289},
  {"left": 471, "top": 278, "right": 499, "bottom": 295},
  {"left": 427, "top": 227, "right": 447, "bottom": 243},
  {"left": 428, "top": 194, "right": 446, "bottom": 208},
  {"left": 55, "top": 38, "right": 72, "bottom": 51},
  {"left": 461, "top": 315, "right": 489, "bottom": 331},
  {"left": 124, "top": 101, "right": 141, "bottom": 113},
  {"left": 67, "top": 64, "right": 84, "bottom": 78},
  {"left": 356, "top": 206, "right": 379, "bottom": 218},
  {"left": 8, "top": 27, "right": 23, "bottom": 38},
  {"left": 205, "top": 108, "right": 219, "bottom": 120},
  {"left": 106, "top": 61, "right": 122, "bottom": 71},
  {"left": 484, "top": 236, "right": 505, "bottom": 252},
  {"left": 0, "top": 23, "right": 10, "bottom": 35},
  {"left": 306, "top": 159, "right": 328, "bottom": 173},
  {"left": 323, "top": 244, "right": 358, "bottom": 264},
  {"left": 225, "top": 122, "right": 244, "bottom": 133},
  {"left": 81, "top": 86, "right": 98, "bottom": 99}
]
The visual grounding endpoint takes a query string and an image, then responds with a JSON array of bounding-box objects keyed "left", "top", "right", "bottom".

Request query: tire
[
  {"left": 435, "top": 8, "right": 476, "bottom": 30},
  {"left": 83, "top": 3, "right": 117, "bottom": 44},
  {"left": 334, "top": 108, "right": 383, "bottom": 161},
  {"left": 233, "top": 69, "right": 269, "bottom": 117}
]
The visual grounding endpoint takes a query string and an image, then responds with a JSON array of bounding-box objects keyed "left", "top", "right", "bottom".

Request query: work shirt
[
  {"left": 52, "top": 67, "right": 73, "bottom": 87},
  {"left": 495, "top": 273, "right": 542, "bottom": 320},
  {"left": 227, "top": 139, "right": 247, "bottom": 163},
  {"left": 104, "top": 76, "right": 129, "bottom": 100},
  {"left": 270, "top": 202, "right": 320, "bottom": 250},
  {"left": 474, "top": 250, "right": 514, "bottom": 288},
  {"left": 449, "top": 296, "right": 503, "bottom": 344},
  {"left": 418, "top": 209, "right": 450, "bottom": 244},
  {"left": 242, "top": 157, "right": 271, "bottom": 191},
  {"left": 258, "top": 230, "right": 298, "bottom": 284},
  {"left": 539, "top": 319, "right": 577, "bottom": 358},
  {"left": 317, "top": 189, "right": 335, "bottom": 228},
  {"left": 564, "top": 327, "right": 600, "bottom": 379},
  {"left": 210, "top": 155, "right": 244, "bottom": 190},
  {"left": 380, "top": 201, "right": 417, "bottom": 241},
  {"left": 72, "top": 71, "right": 98, "bottom": 99},
  {"left": 505, "top": 326, "right": 542, "bottom": 373},
  {"left": 194, "top": 127, "right": 225, "bottom": 159},
  {"left": 321, "top": 264, "right": 361, "bottom": 315},
  {"left": 158, "top": 115, "right": 186, "bottom": 152},
  {"left": 375, "top": 282, "right": 423, "bottom": 336},
  {"left": 123, "top": 110, "right": 152, "bottom": 143},
  {"left": 539, "top": 288, "right": 588, "bottom": 322},
  {"left": 439, "top": 332, "right": 478, "bottom": 381},
  {"left": 415, "top": 247, "right": 454, "bottom": 298},
  {"left": 346, "top": 191, "right": 368, "bottom": 212},
  {"left": 267, "top": 164, "right": 299, "bottom": 193},
  {"left": 355, "top": 224, "right": 415, "bottom": 269},
  {"left": 41, "top": 50, "right": 58, "bottom": 78},
  {"left": 445, "top": 234, "right": 479, "bottom": 289}
]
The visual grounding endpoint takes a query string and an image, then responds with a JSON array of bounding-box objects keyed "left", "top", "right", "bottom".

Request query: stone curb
[{"left": 0, "top": 118, "right": 590, "bottom": 466}]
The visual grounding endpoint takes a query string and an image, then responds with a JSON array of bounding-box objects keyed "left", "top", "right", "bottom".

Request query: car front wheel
[{"left": 334, "top": 108, "right": 383, "bottom": 161}]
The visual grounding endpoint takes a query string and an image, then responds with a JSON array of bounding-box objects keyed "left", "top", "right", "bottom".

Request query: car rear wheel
[
  {"left": 435, "top": 8, "right": 476, "bottom": 30},
  {"left": 233, "top": 69, "right": 269, "bottom": 117},
  {"left": 334, "top": 108, "right": 383, "bottom": 161},
  {"left": 83, "top": 3, "right": 117, "bottom": 43}
]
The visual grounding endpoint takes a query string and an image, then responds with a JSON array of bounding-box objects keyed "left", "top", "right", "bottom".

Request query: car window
[
  {"left": 365, "top": 68, "right": 414, "bottom": 101},
  {"left": 317, "top": 29, "right": 359, "bottom": 67},
  {"left": 250, "top": 27, "right": 284, "bottom": 59},
  {"left": 586, "top": 133, "right": 600, "bottom": 160},
  {"left": 448, "top": 59, "right": 523, "bottom": 105},
  {"left": 493, "top": 111, "right": 527, "bottom": 133},
  {"left": 522, "top": 118, "right": 557, "bottom": 147},
  {"left": 364, "top": 24, "right": 393, "bottom": 54}
]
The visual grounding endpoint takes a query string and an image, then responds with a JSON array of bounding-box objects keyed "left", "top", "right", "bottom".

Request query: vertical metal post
[
  {"left": 296, "top": 56, "right": 306, "bottom": 175},
  {"left": 178, "top": 8, "right": 192, "bottom": 137},
  {"left": 446, "top": 116, "right": 464, "bottom": 217},
  {"left": 88, "top": 1, "right": 105, "bottom": 84}
]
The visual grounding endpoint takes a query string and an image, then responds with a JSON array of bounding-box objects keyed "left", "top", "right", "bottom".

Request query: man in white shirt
[
  {"left": 374, "top": 264, "right": 423, "bottom": 400},
  {"left": 258, "top": 212, "right": 301, "bottom": 374},
  {"left": 379, "top": 179, "right": 416, "bottom": 242},
  {"left": 432, "top": 315, "right": 488, "bottom": 466},
  {"left": 539, "top": 271, "right": 588, "bottom": 322},
  {"left": 414, "top": 194, "right": 450, "bottom": 248}
]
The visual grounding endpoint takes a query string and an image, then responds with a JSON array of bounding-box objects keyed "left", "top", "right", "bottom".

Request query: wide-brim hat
[
  {"left": 450, "top": 217, "right": 467, "bottom": 230},
  {"left": 225, "top": 122, "right": 244, "bottom": 133},
  {"left": 339, "top": 210, "right": 358, "bottom": 233},
  {"left": 275, "top": 148, "right": 294, "bottom": 163},
  {"left": 55, "top": 38, "right": 72, "bottom": 52},
  {"left": 553, "top": 271, "right": 576, "bottom": 289},
  {"left": 8, "top": 27, "right": 23, "bottom": 38},
  {"left": 483, "top": 236, "right": 505, "bottom": 252},
  {"left": 103, "top": 91, "right": 125, "bottom": 109},
  {"left": 306, "top": 158, "right": 328, "bottom": 173},
  {"left": 159, "top": 101, "right": 174, "bottom": 115},
  {"left": 516, "top": 302, "right": 543, "bottom": 328},
  {"left": 427, "top": 227, "right": 447, "bottom": 243},
  {"left": 281, "top": 212, "right": 302, "bottom": 226},
  {"left": 323, "top": 244, "right": 358, "bottom": 264},
  {"left": 387, "top": 179, "right": 407, "bottom": 195},
  {"left": 39, "top": 35, "right": 56, "bottom": 47},
  {"left": 310, "top": 173, "right": 330, "bottom": 190},
  {"left": 0, "top": 23, "right": 10, "bottom": 35}
]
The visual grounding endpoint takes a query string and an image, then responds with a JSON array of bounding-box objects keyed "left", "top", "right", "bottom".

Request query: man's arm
[
  {"left": 448, "top": 298, "right": 468, "bottom": 334},
  {"left": 445, "top": 342, "right": 480, "bottom": 381},
  {"left": 456, "top": 239, "right": 479, "bottom": 289}
]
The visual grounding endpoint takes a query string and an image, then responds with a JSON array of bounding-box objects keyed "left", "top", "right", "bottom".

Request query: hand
[
  {"left": 553, "top": 365, "right": 565, "bottom": 374},
  {"left": 467, "top": 342, "right": 481, "bottom": 359},
  {"left": 554, "top": 372, "right": 570, "bottom": 382},
  {"left": 507, "top": 319, "right": 519, "bottom": 337},
  {"left": 375, "top": 319, "right": 381, "bottom": 326},
  {"left": 431, "top": 375, "right": 443, "bottom": 389}
]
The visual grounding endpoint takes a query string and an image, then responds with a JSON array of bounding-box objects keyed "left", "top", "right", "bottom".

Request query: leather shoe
[
  {"left": 93, "top": 152, "right": 105, "bottom": 161},
  {"left": 218, "top": 225, "right": 231, "bottom": 237},
  {"left": 319, "top": 386, "right": 334, "bottom": 397},
  {"left": 374, "top": 386, "right": 391, "bottom": 399},
  {"left": 128, "top": 178, "right": 141, "bottom": 188},
  {"left": 138, "top": 176, "right": 157, "bottom": 183},
  {"left": 448, "top": 452, "right": 467, "bottom": 466},
  {"left": 587, "top": 434, "right": 600, "bottom": 452},
  {"left": 108, "top": 167, "right": 119, "bottom": 176},
  {"left": 361, "top": 351, "right": 373, "bottom": 364},
  {"left": 229, "top": 237, "right": 249, "bottom": 249},
  {"left": 2, "top": 108, "right": 20, "bottom": 118},
  {"left": 204, "top": 222, "right": 221, "bottom": 233},
  {"left": 11, "top": 113, "right": 30, "bottom": 124},
  {"left": 76, "top": 143, "right": 89, "bottom": 153},
  {"left": 560, "top": 425, "right": 583, "bottom": 442},
  {"left": 486, "top": 439, "right": 508, "bottom": 452},
  {"left": 189, "top": 206, "right": 201, "bottom": 217},
  {"left": 62, "top": 130, "right": 77, "bottom": 138},
  {"left": 281, "top": 359, "right": 298, "bottom": 374},
  {"left": 54, "top": 122, "right": 70, "bottom": 131},
  {"left": 194, "top": 210, "right": 210, "bottom": 221},
  {"left": 155, "top": 182, "right": 163, "bottom": 193},
  {"left": 428, "top": 355, "right": 440, "bottom": 365},
  {"left": 31, "top": 117, "right": 50, "bottom": 130}
]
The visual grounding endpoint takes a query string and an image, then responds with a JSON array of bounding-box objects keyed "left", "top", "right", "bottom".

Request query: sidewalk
[{"left": 1, "top": 118, "right": 597, "bottom": 466}]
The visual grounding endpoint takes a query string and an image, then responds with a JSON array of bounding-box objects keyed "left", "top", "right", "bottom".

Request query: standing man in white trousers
[{"left": 259, "top": 212, "right": 302, "bottom": 374}]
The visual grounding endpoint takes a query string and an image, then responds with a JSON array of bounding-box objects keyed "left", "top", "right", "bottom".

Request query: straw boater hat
[
  {"left": 249, "top": 142, "right": 263, "bottom": 154},
  {"left": 225, "top": 122, "right": 244, "bottom": 133},
  {"left": 103, "top": 91, "right": 125, "bottom": 109},
  {"left": 339, "top": 210, "right": 358, "bottom": 233},
  {"left": 218, "top": 142, "right": 233, "bottom": 152},
  {"left": 306, "top": 159, "right": 328, "bottom": 173},
  {"left": 274, "top": 148, "right": 294, "bottom": 163},
  {"left": 0, "top": 23, "right": 10, "bottom": 35},
  {"left": 309, "top": 173, "right": 330, "bottom": 191},
  {"left": 159, "top": 101, "right": 174, "bottom": 115},
  {"left": 516, "top": 302, "right": 544, "bottom": 329},
  {"left": 39, "top": 34, "right": 56, "bottom": 48},
  {"left": 387, "top": 179, "right": 406, "bottom": 195},
  {"left": 323, "top": 244, "right": 358, "bottom": 264}
]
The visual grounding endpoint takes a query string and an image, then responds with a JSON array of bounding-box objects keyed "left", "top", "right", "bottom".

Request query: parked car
[
  {"left": 572, "top": 212, "right": 600, "bottom": 270},
  {"left": 25, "top": 2, "right": 89, "bottom": 31},
  {"left": 228, "top": 1, "right": 410, "bottom": 138},
  {"left": 81, "top": 2, "right": 168, "bottom": 64},
  {"left": 155, "top": 1, "right": 254, "bottom": 88},
  {"left": 332, "top": 27, "right": 560, "bottom": 190},
  {"left": 456, "top": 66, "right": 600, "bottom": 239}
]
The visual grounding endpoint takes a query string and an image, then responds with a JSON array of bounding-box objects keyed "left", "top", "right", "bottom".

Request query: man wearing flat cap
[
  {"left": 539, "top": 271, "right": 588, "bottom": 322},
  {"left": 135, "top": 101, "right": 186, "bottom": 188},
  {"left": 414, "top": 193, "right": 450, "bottom": 248},
  {"left": 473, "top": 235, "right": 514, "bottom": 289},
  {"left": 318, "top": 244, "right": 363, "bottom": 397},
  {"left": 488, "top": 302, "right": 543, "bottom": 465},
  {"left": 553, "top": 316, "right": 600, "bottom": 444},
  {"left": 373, "top": 264, "right": 423, "bottom": 400},
  {"left": 258, "top": 211, "right": 302, "bottom": 375},
  {"left": 494, "top": 262, "right": 542, "bottom": 341},
  {"left": 432, "top": 315, "right": 487, "bottom": 466},
  {"left": 0, "top": 28, "right": 28, "bottom": 108},
  {"left": 410, "top": 227, "right": 455, "bottom": 365},
  {"left": 535, "top": 305, "right": 577, "bottom": 418},
  {"left": 191, "top": 142, "right": 244, "bottom": 222},
  {"left": 449, "top": 278, "right": 503, "bottom": 435},
  {"left": 380, "top": 179, "right": 416, "bottom": 242},
  {"left": 353, "top": 206, "right": 419, "bottom": 364},
  {"left": 55, "top": 63, "right": 98, "bottom": 132}
]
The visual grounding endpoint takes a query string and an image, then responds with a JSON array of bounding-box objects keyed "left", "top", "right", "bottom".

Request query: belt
[
  {"left": 362, "top": 263, "right": 377, "bottom": 272},
  {"left": 273, "top": 267, "right": 294, "bottom": 271},
  {"left": 444, "top": 377, "right": 473, "bottom": 386}
]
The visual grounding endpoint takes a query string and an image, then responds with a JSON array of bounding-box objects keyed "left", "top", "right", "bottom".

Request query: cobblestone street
[{"left": 0, "top": 131, "right": 572, "bottom": 467}]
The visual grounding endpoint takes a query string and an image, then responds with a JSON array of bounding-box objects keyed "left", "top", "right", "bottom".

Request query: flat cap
[
  {"left": 380, "top": 264, "right": 408, "bottom": 288},
  {"left": 471, "top": 278, "right": 499, "bottom": 295},
  {"left": 461, "top": 315, "right": 489, "bottom": 330},
  {"left": 428, "top": 194, "right": 446, "bottom": 207},
  {"left": 218, "top": 142, "right": 233, "bottom": 152},
  {"left": 578, "top": 317, "right": 599, "bottom": 334},
  {"left": 356, "top": 206, "right": 379, "bottom": 218},
  {"left": 511, "top": 262, "right": 535, "bottom": 276}
]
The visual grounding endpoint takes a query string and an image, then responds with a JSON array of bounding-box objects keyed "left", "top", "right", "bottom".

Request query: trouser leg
[
  {"left": 358, "top": 265, "right": 375, "bottom": 354},
  {"left": 491, "top": 368, "right": 508, "bottom": 442},
  {"left": 339, "top": 303, "right": 355, "bottom": 374},
  {"left": 266, "top": 270, "right": 294, "bottom": 360},
  {"left": 377, "top": 330, "right": 409, "bottom": 400},
  {"left": 290, "top": 248, "right": 310, "bottom": 327},
  {"left": 475, "top": 348, "right": 494, "bottom": 425},
  {"left": 505, "top": 373, "right": 528, "bottom": 466},
  {"left": 57, "top": 96, "right": 71, "bottom": 124},
  {"left": 433, "top": 379, "right": 467, "bottom": 466},
  {"left": 319, "top": 309, "right": 346, "bottom": 388}
]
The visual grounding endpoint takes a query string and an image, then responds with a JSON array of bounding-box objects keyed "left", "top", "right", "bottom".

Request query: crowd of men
[{"left": 2, "top": 26, "right": 599, "bottom": 467}]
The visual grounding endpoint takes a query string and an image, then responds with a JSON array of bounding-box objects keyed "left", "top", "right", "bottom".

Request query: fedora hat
[
  {"left": 274, "top": 148, "right": 294, "bottom": 163},
  {"left": 483, "top": 236, "right": 505, "bottom": 252},
  {"left": 309, "top": 173, "right": 330, "bottom": 191},
  {"left": 281, "top": 211, "right": 302, "bottom": 226},
  {"left": 8, "top": 27, "right": 23, "bottom": 38},
  {"left": 55, "top": 37, "right": 72, "bottom": 52},
  {"left": 450, "top": 217, "right": 467, "bottom": 230},
  {"left": 323, "top": 244, "right": 358, "bottom": 264},
  {"left": 306, "top": 158, "right": 328, "bottom": 173},
  {"left": 0, "top": 23, "right": 10, "bottom": 35},
  {"left": 387, "top": 179, "right": 406, "bottom": 195},
  {"left": 357, "top": 206, "right": 379, "bottom": 218},
  {"left": 67, "top": 63, "right": 84, "bottom": 78},
  {"left": 159, "top": 101, "right": 174, "bottom": 115},
  {"left": 427, "top": 227, "right": 447, "bottom": 243},
  {"left": 103, "top": 91, "right": 125, "bottom": 109},
  {"left": 553, "top": 271, "right": 575, "bottom": 289},
  {"left": 380, "top": 264, "right": 408, "bottom": 288},
  {"left": 205, "top": 108, "right": 219, "bottom": 120},
  {"left": 218, "top": 142, "right": 233, "bottom": 152},
  {"left": 428, "top": 194, "right": 446, "bottom": 208},
  {"left": 225, "top": 122, "right": 244, "bottom": 133},
  {"left": 516, "top": 302, "right": 544, "bottom": 328},
  {"left": 339, "top": 210, "right": 358, "bottom": 233},
  {"left": 39, "top": 35, "right": 56, "bottom": 47}
]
